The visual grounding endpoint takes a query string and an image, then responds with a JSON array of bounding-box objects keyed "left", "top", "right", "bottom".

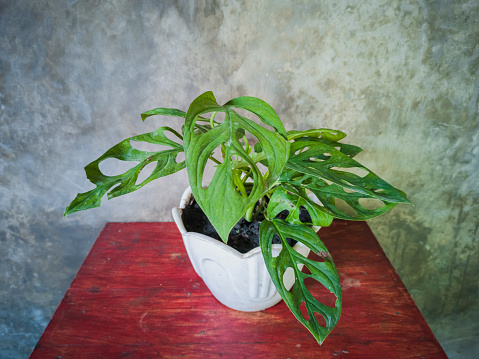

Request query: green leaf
[
  {"left": 140, "top": 107, "right": 187, "bottom": 122},
  {"left": 279, "top": 138, "right": 411, "bottom": 220},
  {"left": 280, "top": 170, "right": 398, "bottom": 220},
  {"left": 267, "top": 185, "right": 333, "bottom": 227},
  {"left": 286, "top": 139, "right": 411, "bottom": 205},
  {"left": 224, "top": 96, "right": 288, "bottom": 138},
  {"left": 259, "top": 219, "right": 341, "bottom": 344},
  {"left": 287, "top": 129, "right": 347, "bottom": 142},
  {"left": 140, "top": 107, "right": 210, "bottom": 135},
  {"left": 65, "top": 127, "right": 185, "bottom": 216},
  {"left": 267, "top": 187, "right": 303, "bottom": 225},
  {"left": 183, "top": 91, "right": 290, "bottom": 242},
  {"left": 294, "top": 136, "right": 363, "bottom": 159},
  {"left": 192, "top": 123, "right": 213, "bottom": 135}
]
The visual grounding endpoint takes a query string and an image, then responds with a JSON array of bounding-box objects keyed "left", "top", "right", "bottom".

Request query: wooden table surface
[{"left": 30, "top": 220, "right": 447, "bottom": 358}]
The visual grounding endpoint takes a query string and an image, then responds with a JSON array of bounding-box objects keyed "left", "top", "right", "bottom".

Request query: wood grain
[{"left": 30, "top": 221, "right": 447, "bottom": 358}]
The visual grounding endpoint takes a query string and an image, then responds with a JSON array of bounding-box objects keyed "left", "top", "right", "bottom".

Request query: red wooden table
[{"left": 30, "top": 220, "right": 447, "bottom": 358}]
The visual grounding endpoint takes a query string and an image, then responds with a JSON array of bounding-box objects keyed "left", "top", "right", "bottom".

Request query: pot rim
[{"left": 172, "top": 186, "right": 319, "bottom": 260}]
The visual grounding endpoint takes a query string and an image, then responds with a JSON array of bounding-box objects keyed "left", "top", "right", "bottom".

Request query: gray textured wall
[{"left": 1, "top": 0, "right": 478, "bottom": 357}]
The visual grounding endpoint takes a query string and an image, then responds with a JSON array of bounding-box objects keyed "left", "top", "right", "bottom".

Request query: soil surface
[{"left": 181, "top": 196, "right": 312, "bottom": 254}]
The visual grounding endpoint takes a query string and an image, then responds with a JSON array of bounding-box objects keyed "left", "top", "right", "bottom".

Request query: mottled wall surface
[{"left": 1, "top": 1, "right": 477, "bottom": 357}]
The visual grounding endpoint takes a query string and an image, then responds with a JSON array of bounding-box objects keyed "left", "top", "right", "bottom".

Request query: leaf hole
[
  {"left": 303, "top": 277, "right": 337, "bottom": 308},
  {"left": 301, "top": 177, "right": 313, "bottom": 185},
  {"left": 271, "top": 234, "right": 289, "bottom": 258},
  {"left": 299, "top": 206, "right": 312, "bottom": 224},
  {"left": 233, "top": 132, "right": 270, "bottom": 180},
  {"left": 282, "top": 267, "right": 295, "bottom": 289},
  {"left": 163, "top": 129, "right": 183, "bottom": 143},
  {"left": 358, "top": 198, "right": 385, "bottom": 210},
  {"left": 323, "top": 179, "right": 334, "bottom": 186},
  {"left": 313, "top": 312, "right": 327, "bottom": 328},
  {"left": 305, "top": 252, "right": 325, "bottom": 264},
  {"left": 309, "top": 152, "right": 331, "bottom": 162},
  {"left": 256, "top": 161, "right": 268, "bottom": 175},
  {"left": 300, "top": 302, "right": 310, "bottom": 321},
  {"left": 99, "top": 158, "right": 137, "bottom": 177},
  {"left": 306, "top": 190, "right": 322, "bottom": 205},
  {"left": 203, "top": 111, "right": 226, "bottom": 125},
  {"left": 130, "top": 141, "right": 174, "bottom": 153},
  {"left": 236, "top": 129, "right": 269, "bottom": 176},
  {"left": 334, "top": 198, "right": 358, "bottom": 218},
  {"left": 238, "top": 129, "right": 258, "bottom": 150},
  {"left": 233, "top": 108, "right": 276, "bottom": 132},
  {"left": 231, "top": 107, "right": 250, "bottom": 119},
  {"left": 135, "top": 161, "right": 157, "bottom": 185},
  {"left": 201, "top": 150, "right": 220, "bottom": 188},
  {"left": 331, "top": 166, "right": 369, "bottom": 178},
  {"left": 271, "top": 243, "right": 282, "bottom": 258},
  {"left": 294, "top": 146, "right": 310, "bottom": 155},
  {"left": 175, "top": 151, "right": 185, "bottom": 163}
]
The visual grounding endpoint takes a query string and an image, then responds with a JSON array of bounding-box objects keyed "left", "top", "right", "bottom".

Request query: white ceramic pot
[{"left": 172, "top": 187, "right": 315, "bottom": 312}]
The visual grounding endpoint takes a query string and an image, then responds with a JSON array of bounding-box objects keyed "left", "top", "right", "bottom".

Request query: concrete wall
[{"left": 1, "top": 1, "right": 477, "bottom": 357}]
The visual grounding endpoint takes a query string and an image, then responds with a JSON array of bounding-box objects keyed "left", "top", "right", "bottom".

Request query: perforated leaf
[
  {"left": 224, "top": 96, "right": 288, "bottom": 138},
  {"left": 64, "top": 127, "right": 185, "bottom": 215},
  {"left": 259, "top": 219, "right": 341, "bottom": 344},
  {"left": 287, "top": 129, "right": 347, "bottom": 142},
  {"left": 140, "top": 107, "right": 187, "bottom": 122},
  {"left": 293, "top": 136, "right": 363, "bottom": 159},
  {"left": 280, "top": 138, "right": 410, "bottom": 220},
  {"left": 286, "top": 139, "right": 411, "bottom": 205},
  {"left": 280, "top": 170, "right": 397, "bottom": 220},
  {"left": 267, "top": 185, "right": 333, "bottom": 227},
  {"left": 140, "top": 107, "right": 211, "bottom": 135},
  {"left": 183, "top": 91, "right": 290, "bottom": 242}
]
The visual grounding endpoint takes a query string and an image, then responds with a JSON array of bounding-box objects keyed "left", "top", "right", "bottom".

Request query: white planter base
[{"left": 172, "top": 187, "right": 313, "bottom": 312}]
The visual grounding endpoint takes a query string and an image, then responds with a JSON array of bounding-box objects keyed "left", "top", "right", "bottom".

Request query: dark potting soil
[{"left": 181, "top": 196, "right": 312, "bottom": 254}]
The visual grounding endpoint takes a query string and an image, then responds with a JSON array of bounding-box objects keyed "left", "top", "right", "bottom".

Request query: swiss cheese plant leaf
[
  {"left": 259, "top": 219, "right": 341, "bottom": 344},
  {"left": 140, "top": 107, "right": 211, "bottom": 135},
  {"left": 267, "top": 187, "right": 303, "bottom": 225},
  {"left": 287, "top": 129, "right": 347, "bottom": 142},
  {"left": 261, "top": 130, "right": 362, "bottom": 168},
  {"left": 64, "top": 127, "right": 185, "bottom": 216},
  {"left": 224, "top": 96, "right": 288, "bottom": 138},
  {"left": 140, "top": 107, "right": 187, "bottom": 122},
  {"left": 279, "top": 138, "right": 411, "bottom": 220},
  {"left": 267, "top": 185, "right": 333, "bottom": 227},
  {"left": 183, "top": 91, "right": 289, "bottom": 242},
  {"left": 286, "top": 139, "right": 411, "bottom": 205},
  {"left": 280, "top": 170, "right": 398, "bottom": 220},
  {"left": 295, "top": 136, "right": 363, "bottom": 159},
  {"left": 287, "top": 129, "right": 363, "bottom": 158}
]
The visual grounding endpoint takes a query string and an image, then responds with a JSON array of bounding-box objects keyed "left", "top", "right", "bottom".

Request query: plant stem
[
  {"left": 233, "top": 169, "right": 247, "bottom": 197},
  {"left": 253, "top": 198, "right": 265, "bottom": 221},
  {"left": 243, "top": 135, "right": 251, "bottom": 154},
  {"left": 245, "top": 204, "right": 254, "bottom": 222},
  {"left": 209, "top": 112, "right": 217, "bottom": 128},
  {"left": 221, "top": 143, "right": 226, "bottom": 160},
  {"left": 209, "top": 156, "right": 222, "bottom": 165},
  {"left": 241, "top": 169, "right": 252, "bottom": 184}
]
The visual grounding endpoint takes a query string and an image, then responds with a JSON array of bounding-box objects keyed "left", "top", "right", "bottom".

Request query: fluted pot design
[{"left": 172, "top": 187, "right": 313, "bottom": 312}]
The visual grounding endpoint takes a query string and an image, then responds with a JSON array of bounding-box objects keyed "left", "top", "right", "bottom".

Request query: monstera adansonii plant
[{"left": 65, "top": 91, "right": 411, "bottom": 344}]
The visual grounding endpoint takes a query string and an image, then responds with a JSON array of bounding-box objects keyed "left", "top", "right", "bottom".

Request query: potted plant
[{"left": 65, "top": 91, "right": 411, "bottom": 344}]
